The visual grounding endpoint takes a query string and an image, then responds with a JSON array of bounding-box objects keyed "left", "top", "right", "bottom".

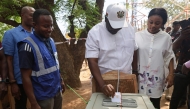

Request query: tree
[
  {"left": 143, "top": 0, "right": 188, "bottom": 25},
  {"left": 0, "top": 23, "right": 13, "bottom": 41},
  {"left": 0, "top": 0, "right": 105, "bottom": 88}
]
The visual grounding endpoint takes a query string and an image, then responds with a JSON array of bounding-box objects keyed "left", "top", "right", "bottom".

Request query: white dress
[{"left": 135, "top": 29, "right": 175, "bottom": 98}]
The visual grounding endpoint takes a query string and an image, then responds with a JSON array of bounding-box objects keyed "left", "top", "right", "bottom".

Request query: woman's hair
[{"left": 148, "top": 8, "right": 168, "bottom": 25}]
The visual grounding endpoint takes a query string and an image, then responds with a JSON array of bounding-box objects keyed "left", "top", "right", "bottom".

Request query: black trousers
[
  {"left": 150, "top": 97, "right": 161, "bottom": 109},
  {"left": 174, "top": 68, "right": 187, "bottom": 103},
  {"left": 14, "top": 84, "right": 27, "bottom": 109},
  {"left": 170, "top": 73, "right": 190, "bottom": 109}
]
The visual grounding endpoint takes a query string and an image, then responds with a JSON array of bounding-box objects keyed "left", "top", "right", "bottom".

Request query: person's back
[{"left": 2, "top": 6, "right": 35, "bottom": 109}]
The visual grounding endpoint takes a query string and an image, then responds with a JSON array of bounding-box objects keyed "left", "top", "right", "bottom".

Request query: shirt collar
[
  {"left": 18, "top": 25, "right": 34, "bottom": 33},
  {"left": 34, "top": 32, "right": 50, "bottom": 42},
  {"left": 145, "top": 28, "right": 164, "bottom": 36}
]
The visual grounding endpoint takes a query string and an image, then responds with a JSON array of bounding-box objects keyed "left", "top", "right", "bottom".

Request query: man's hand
[
  {"left": 31, "top": 103, "right": 41, "bottom": 109},
  {"left": 0, "top": 82, "right": 7, "bottom": 100},
  {"left": 165, "top": 74, "right": 174, "bottom": 88},
  {"left": 10, "top": 83, "right": 21, "bottom": 100},
  {"left": 61, "top": 80, "right": 65, "bottom": 93},
  {"left": 182, "top": 64, "right": 190, "bottom": 75},
  {"left": 101, "top": 84, "right": 115, "bottom": 97}
]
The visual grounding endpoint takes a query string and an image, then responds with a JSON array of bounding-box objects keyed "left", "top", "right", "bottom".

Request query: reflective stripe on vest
[{"left": 26, "top": 37, "right": 58, "bottom": 77}]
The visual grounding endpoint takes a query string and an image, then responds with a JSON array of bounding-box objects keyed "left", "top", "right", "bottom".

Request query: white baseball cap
[{"left": 106, "top": 3, "right": 128, "bottom": 29}]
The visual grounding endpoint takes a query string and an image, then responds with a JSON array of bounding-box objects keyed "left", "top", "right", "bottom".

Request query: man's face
[
  {"left": 166, "top": 27, "right": 171, "bottom": 33},
  {"left": 172, "top": 24, "right": 180, "bottom": 31},
  {"left": 34, "top": 15, "right": 54, "bottom": 38},
  {"left": 105, "top": 16, "right": 121, "bottom": 34},
  {"left": 22, "top": 8, "right": 35, "bottom": 27}
]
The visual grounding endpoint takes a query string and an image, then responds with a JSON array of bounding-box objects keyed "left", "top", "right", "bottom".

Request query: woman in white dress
[{"left": 135, "top": 8, "right": 175, "bottom": 109}]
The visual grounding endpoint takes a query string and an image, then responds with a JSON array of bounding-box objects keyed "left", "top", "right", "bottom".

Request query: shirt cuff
[{"left": 185, "top": 61, "right": 190, "bottom": 69}]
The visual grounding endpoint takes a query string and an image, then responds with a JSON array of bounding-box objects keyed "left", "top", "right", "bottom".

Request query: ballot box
[{"left": 86, "top": 93, "right": 154, "bottom": 109}]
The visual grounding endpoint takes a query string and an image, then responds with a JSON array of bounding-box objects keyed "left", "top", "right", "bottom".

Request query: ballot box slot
[{"left": 102, "top": 98, "right": 138, "bottom": 108}]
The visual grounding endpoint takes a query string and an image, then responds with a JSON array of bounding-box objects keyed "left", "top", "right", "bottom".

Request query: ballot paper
[{"left": 111, "top": 92, "right": 121, "bottom": 103}]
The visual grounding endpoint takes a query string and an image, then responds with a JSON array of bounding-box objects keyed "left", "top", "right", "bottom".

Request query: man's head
[
  {"left": 33, "top": 9, "right": 54, "bottom": 38},
  {"left": 172, "top": 21, "right": 180, "bottom": 31},
  {"left": 105, "top": 3, "right": 128, "bottom": 34},
  {"left": 21, "top": 6, "right": 35, "bottom": 27},
  {"left": 165, "top": 27, "right": 171, "bottom": 33}
]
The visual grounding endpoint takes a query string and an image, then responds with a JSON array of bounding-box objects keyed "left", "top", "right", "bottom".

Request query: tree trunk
[{"left": 96, "top": 0, "right": 105, "bottom": 21}]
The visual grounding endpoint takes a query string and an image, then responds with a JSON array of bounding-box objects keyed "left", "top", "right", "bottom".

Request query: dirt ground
[{"left": 62, "top": 62, "right": 187, "bottom": 109}]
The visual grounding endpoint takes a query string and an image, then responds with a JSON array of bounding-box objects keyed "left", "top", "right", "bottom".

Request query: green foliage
[
  {"left": 0, "top": 0, "right": 34, "bottom": 41},
  {"left": 0, "top": 23, "right": 13, "bottom": 41},
  {"left": 56, "top": 0, "right": 100, "bottom": 34},
  {"left": 143, "top": 0, "right": 188, "bottom": 23},
  {"left": 0, "top": 0, "right": 100, "bottom": 39},
  {"left": 0, "top": 0, "right": 33, "bottom": 22},
  {"left": 75, "top": 28, "right": 84, "bottom": 38}
]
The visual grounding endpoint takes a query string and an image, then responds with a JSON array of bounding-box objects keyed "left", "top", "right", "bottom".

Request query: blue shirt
[{"left": 2, "top": 25, "right": 33, "bottom": 84}]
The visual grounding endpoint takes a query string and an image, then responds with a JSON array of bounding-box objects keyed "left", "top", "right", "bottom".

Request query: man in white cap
[{"left": 85, "top": 3, "right": 138, "bottom": 97}]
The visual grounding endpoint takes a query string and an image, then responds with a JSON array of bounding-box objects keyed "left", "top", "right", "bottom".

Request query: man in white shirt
[{"left": 85, "top": 3, "right": 138, "bottom": 97}]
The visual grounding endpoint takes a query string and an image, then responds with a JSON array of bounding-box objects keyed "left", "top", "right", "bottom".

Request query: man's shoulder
[
  {"left": 89, "top": 22, "right": 104, "bottom": 32},
  {"left": 4, "top": 26, "right": 22, "bottom": 38},
  {"left": 18, "top": 42, "right": 32, "bottom": 52},
  {"left": 5, "top": 26, "right": 21, "bottom": 33}
]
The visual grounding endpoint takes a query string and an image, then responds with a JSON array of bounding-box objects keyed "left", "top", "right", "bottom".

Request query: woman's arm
[{"left": 166, "top": 58, "right": 174, "bottom": 88}]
